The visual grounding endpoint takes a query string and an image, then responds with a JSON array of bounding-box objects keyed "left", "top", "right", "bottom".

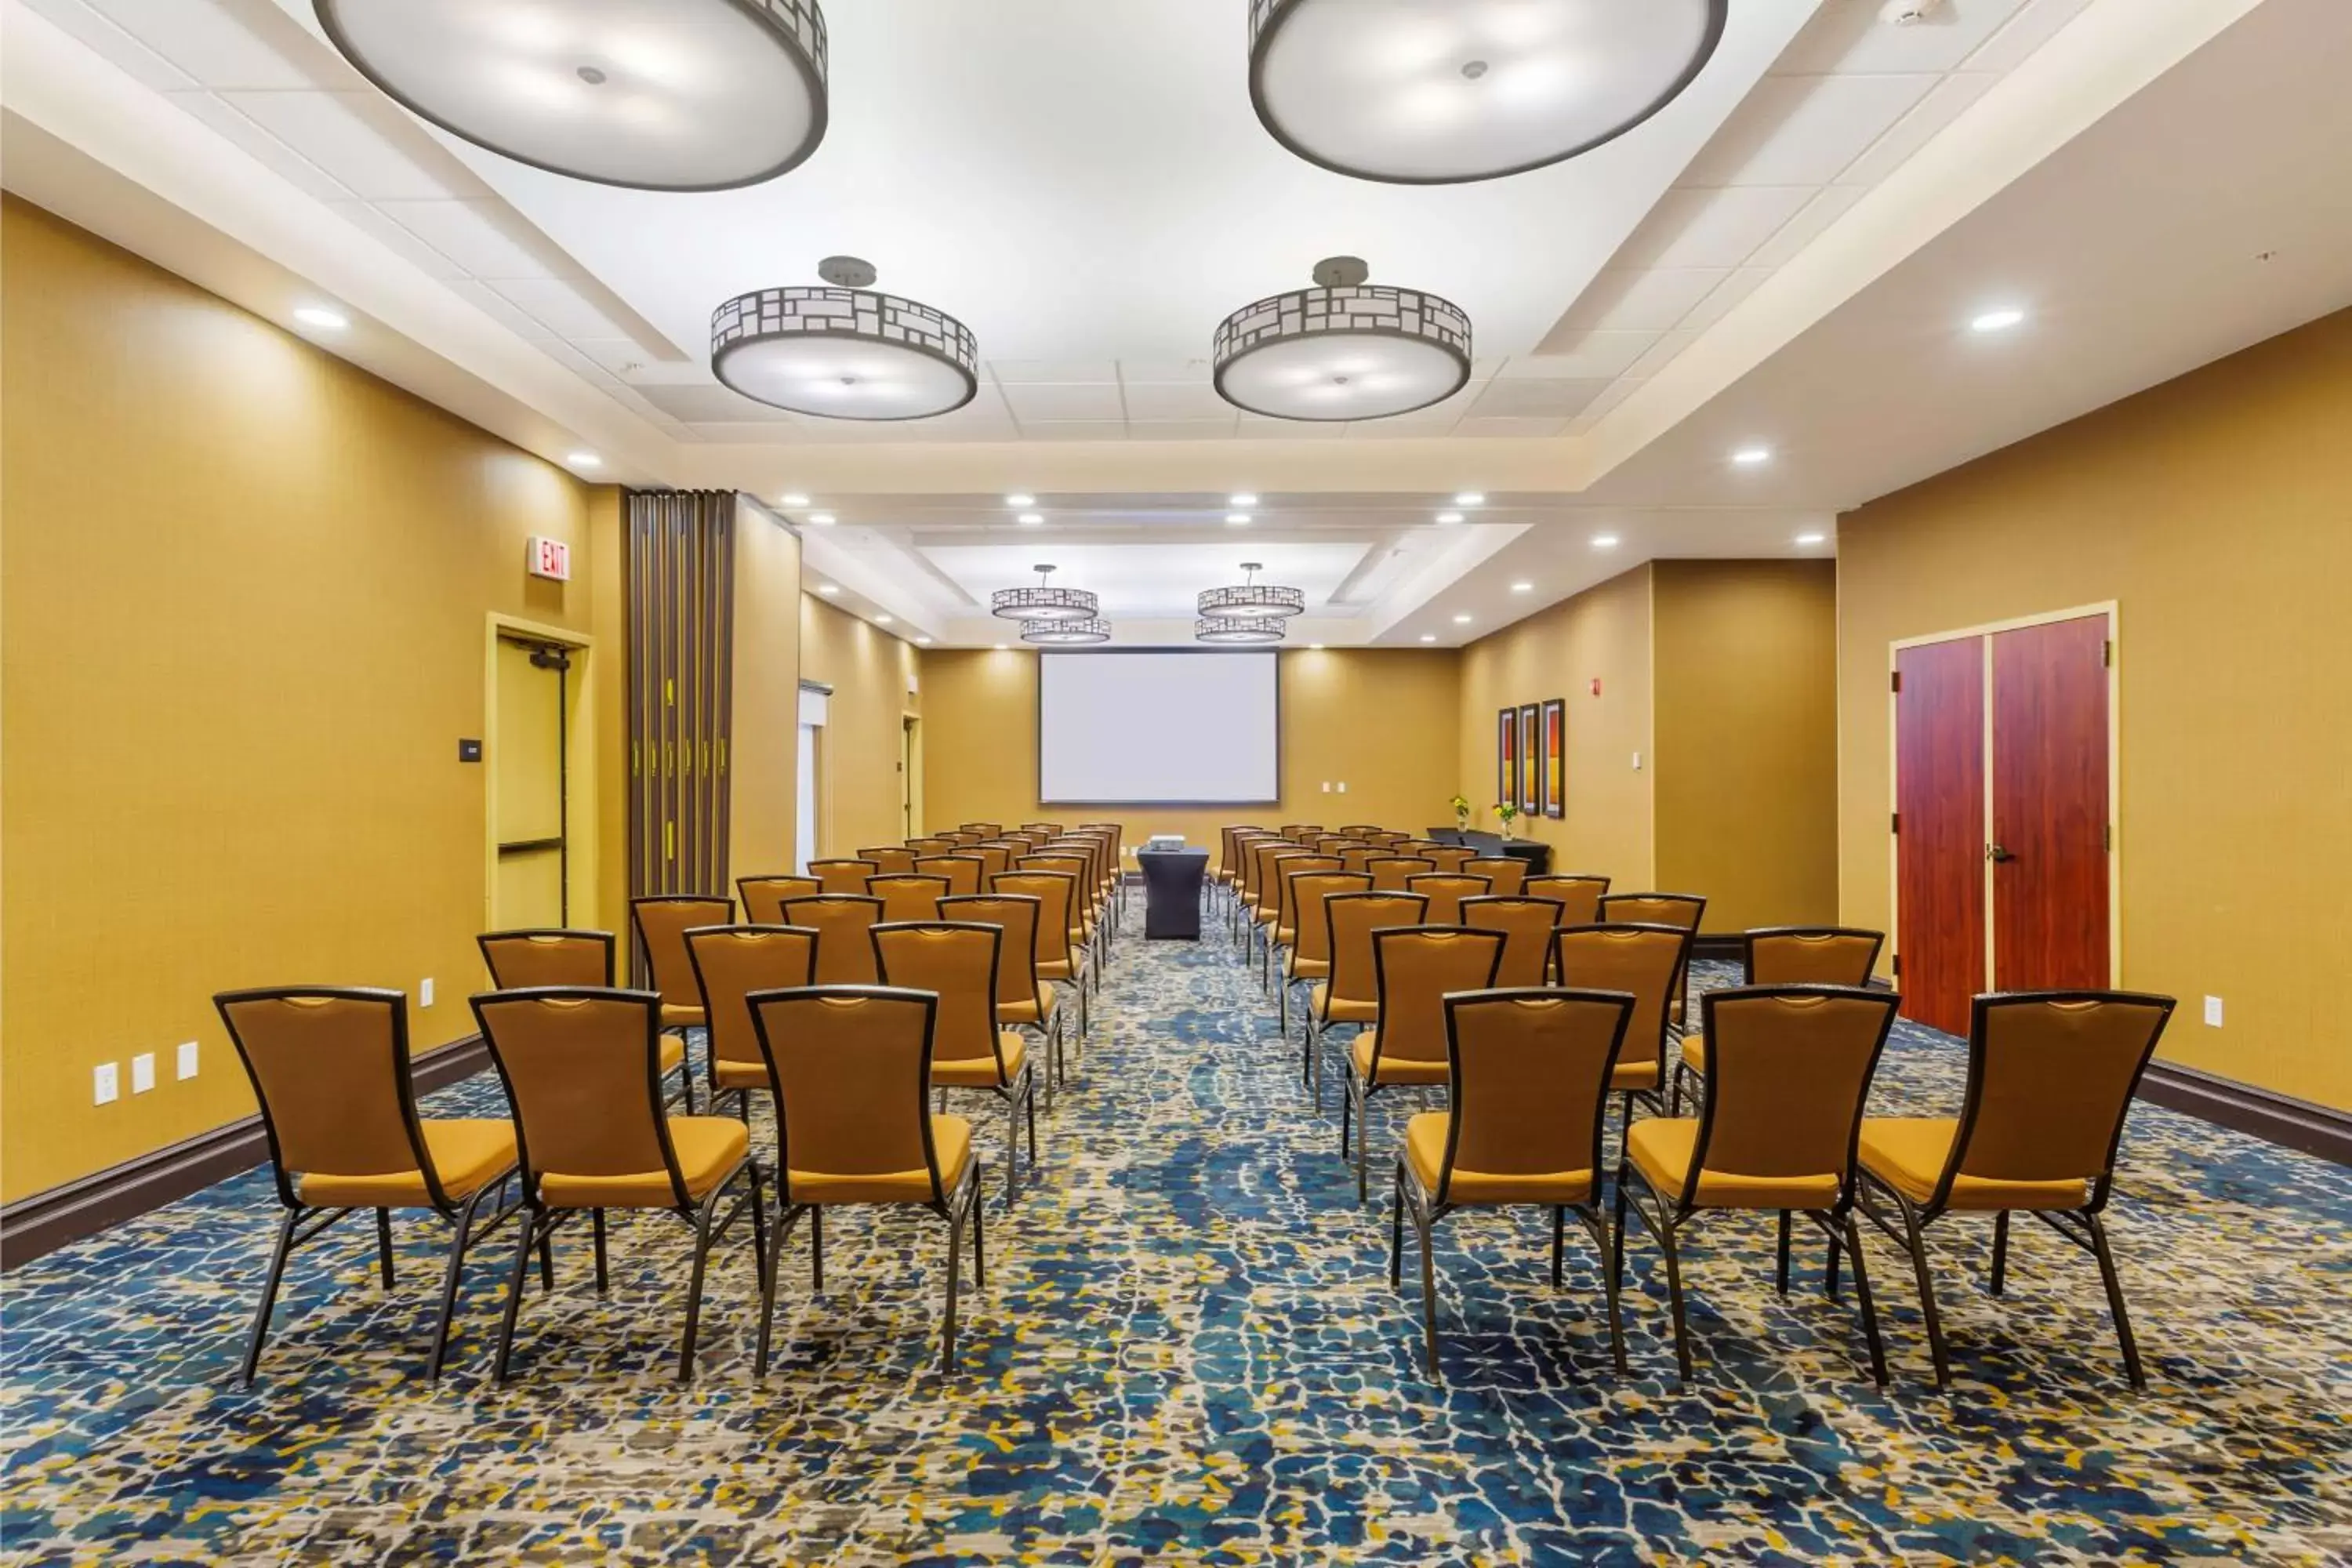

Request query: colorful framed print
[
  {"left": 1496, "top": 708, "right": 1516, "bottom": 808},
  {"left": 1541, "top": 698, "right": 1566, "bottom": 818},
  {"left": 1517, "top": 704, "right": 1541, "bottom": 812}
]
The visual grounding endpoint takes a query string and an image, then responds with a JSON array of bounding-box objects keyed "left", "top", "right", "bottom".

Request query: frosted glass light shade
[
  {"left": 712, "top": 287, "right": 978, "bottom": 421},
  {"left": 1214, "top": 285, "right": 1472, "bottom": 422}
]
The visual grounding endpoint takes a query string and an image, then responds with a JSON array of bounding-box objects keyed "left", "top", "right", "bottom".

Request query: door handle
[{"left": 1985, "top": 844, "right": 2016, "bottom": 863}]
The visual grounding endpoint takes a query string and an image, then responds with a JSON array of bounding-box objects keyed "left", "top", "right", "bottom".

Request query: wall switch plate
[
  {"left": 94, "top": 1062, "right": 119, "bottom": 1105},
  {"left": 1337, "top": 781, "right": 1348, "bottom": 793},
  {"left": 2204, "top": 995, "right": 2223, "bottom": 1027},
  {"left": 177, "top": 1040, "right": 200, "bottom": 1080},
  {"left": 131, "top": 1053, "right": 157, "bottom": 1094},
  {"left": 457, "top": 739, "right": 483, "bottom": 763},
  {"left": 1632, "top": 751, "right": 1643, "bottom": 770},
  {"left": 420, "top": 978, "right": 436, "bottom": 1007},
  {"left": 1320, "top": 781, "right": 1331, "bottom": 793}
]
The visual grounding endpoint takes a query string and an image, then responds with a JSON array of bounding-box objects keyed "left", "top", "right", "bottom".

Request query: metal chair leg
[
  {"left": 1592, "top": 1206, "right": 1629, "bottom": 1376},
  {"left": 1656, "top": 1214, "right": 1693, "bottom": 1385},
  {"left": 491, "top": 1213, "right": 539, "bottom": 1383},
  {"left": 677, "top": 1186, "right": 726, "bottom": 1383},
  {"left": 1776, "top": 1210, "right": 1792, "bottom": 1295},
  {"left": 1388, "top": 1165, "right": 1406, "bottom": 1289},
  {"left": 426, "top": 1186, "right": 492, "bottom": 1382},
  {"left": 1896, "top": 1198, "right": 1951, "bottom": 1388},
  {"left": 238, "top": 1210, "right": 303, "bottom": 1386},
  {"left": 1551, "top": 1207, "right": 1566, "bottom": 1287},
  {"left": 1842, "top": 1212, "right": 1889, "bottom": 1386},
  {"left": 592, "top": 1208, "right": 610, "bottom": 1294},
  {"left": 971, "top": 1172, "right": 987, "bottom": 1290},
  {"left": 811, "top": 1206, "right": 826, "bottom": 1294},
  {"left": 1990, "top": 1210, "right": 2011, "bottom": 1296},
  {"left": 941, "top": 1195, "right": 967, "bottom": 1376},
  {"left": 1414, "top": 1206, "right": 1441, "bottom": 1379},
  {"left": 2085, "top": 1210, "right": 2145, "bottom": 1389},
  {"left": 375, "top": 1209, "right": 397, "bottom": 1288}
]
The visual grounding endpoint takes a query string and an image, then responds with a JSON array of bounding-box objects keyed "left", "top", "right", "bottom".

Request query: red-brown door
[
  {"left": 1893, "top": 636, "right": 1986, "bottom": 1036},
  {"left": 1991, "top": 616, "right": 2111, "bottom": 991}
]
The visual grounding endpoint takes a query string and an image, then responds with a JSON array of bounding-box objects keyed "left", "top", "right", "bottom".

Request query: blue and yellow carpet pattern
[{"left": 5, "top": 905, "right": 2350, "bottom": 1563}]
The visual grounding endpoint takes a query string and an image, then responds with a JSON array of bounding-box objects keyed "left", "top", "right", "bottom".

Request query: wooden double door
[{"left": 1893, "top": 611, "right": 2115, "bottom": 1036}]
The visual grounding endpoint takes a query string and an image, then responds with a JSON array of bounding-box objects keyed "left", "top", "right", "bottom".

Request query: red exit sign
[{"left": 527, "top": 535, "right": 571, "bottom": 581}]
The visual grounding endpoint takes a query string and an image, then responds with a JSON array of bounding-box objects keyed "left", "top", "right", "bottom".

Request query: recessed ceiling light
[
  {"left": 1731, "top": 446, "right": 1773, "bottom": 466},
  {"left": 1230, "top": 492, "right": 1259, "bottom": 507},
  {"left": 1005, "top": 493, "right": 1036, "bottom": 508},
  {"left": 1453, "top": 614, "right": 1473, "bottom": 624},
  {"left": 1018, "top": 513, "right": 1044, "bottom": 526},
  {"left": 817, "top": 584, "right": 840, "bottom": 596},
  {"left": 780, "top": 492, "right": 810, "bottom": 507},
  {"left": 1227, "top": 513, "right": 1252, "bottom": 526},
  {"left": 565, "top": 452, "right": 601, "bottom": 469},
  {"left": 1308, "top": 642, "right": 1326, "bottom": 650},
  {"left": 915, "top": 636, "right": 932, "bottom": 645},
  {"left": 1454, "top": 492, "right": 1485, "bottom": 506},
  {"left": 1435, "top": 511, "right": 1465, "bottom": 525},
  {"left": 1796, "top": 532, "right": 1828, "bottom": 546},
  {"left": 1418, "top": 633, "right": 1437, "bottom": 643},
  {"left": 1510, "top": 582, "right": 1534, "bottom": 593},
  {"left": 994, "top": 642, "right": 1008, "bottom": 651},
  {"left": 293, "top": 306, "right": 348, "bottom": 331},
  {"left": 808, "top": 512, "right": 836, "bottom": 526},
  {"left": 876, "top": 614, "right": 895, "bottom": 625},
  {"left": 1592, "top": 533, "right": 1621, "bottom": 549},
  {"left": 1970, "top": 307, "right": 2027, "bottom": 333}
]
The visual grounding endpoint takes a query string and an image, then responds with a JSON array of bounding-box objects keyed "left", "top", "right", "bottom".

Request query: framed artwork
[
  {"left": 1541, "top": 698, "right": 1566, "bottom": 818},
  {"left": 1496, "top": 708, "right": 1516, "bottom": 808},
  {"left": 1518, "top": 704, "right": 1541, "bottom": 812}
]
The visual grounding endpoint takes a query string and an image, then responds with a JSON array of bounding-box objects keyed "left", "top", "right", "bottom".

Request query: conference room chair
[
  {"left": 470, "top": 988, "right": 766, "bottom": 1384},
  {"left": 1525, "top": 875, "right": 1610, "bottom": 927},
  {"left": 1267, "top": 855, "right": 1343, "bottom": 990},
  {"left": 943, "top": 891, "right": 1069, "bottom": 1100},
  {"left": 1396, "top": 840, "right": 1448, "bottom": 859},
  {"left": 1552, "top": 924, "right": 1695, "bottom": 1141},
  {"left": 1462, "top": 857, "right": 1527, "bottom": 897},
  {"left": 1368, "top": 855, "right": 1436, "bottom": 893},
  {"left": 1279, "top": 870, "right": 1372, "bottom": 1036},
  {"left": 1405, "top": 873, "right": 1490, "bottom": 926},
  {"left": 1213, "top": 826, "right": 1253, "bottom": 903},
  {"left": 1338, "top": 824, "right": 1385, "bottom": 839},
  {"left": 809, "top": 858, "right": 879, "bottom": 897},
  {"left": 1277, "top": 822, "right": 1313, "bottom": 842},
  {"left": 1042, "top": 837, "right": 1111, "bottom": 947},
  {"left": 1855, "top": 990, "right": 2177, "bottom": 1389},
  {"left": 1077, "top": 822, "right": 1128, "bottom": 912},
  {"left": 745, "top": 986, "right": 983, "bottom": 1377},
  {"left": 909, "top": 854, "right": 983, "bottom": 898},
  {"left": 1342, "top": 926, "right": 1506, "bottom": 1201},
  {"left": 1306, "top": 891, "right": 1428, "bottom": 1108},
  {"left": 1672, "top": 927, "right": 1886, "bottom": 1114},
  {"left": 1338, "top": 845, "right": 1385, "bottom": 875},
  {"left": 1614, "top": 985, "right": 1900, "bottom": 1386},
  {"left": 1229, "top": 833, "right": 1279, "bottom": 933},
  {"left": 993, "top": 870, "right": 1091, "bottom": 1038},
  {"left": 943, "top": 830, "right": 984, "bottom": 848},
  {"left": 960, "top": 822, "right": 1004, "bottom": 838},
  {"left": 1599, "top": 893, "right": 1708, "bottom": 1029},
  {"left": 684, "top": 925, "right": 818, "bottom": 1119},
  {"left": 1391, "top": 988, "right": 1637, "bottom": 1380},
  {"left": 857, "top": 846, "right": 918, "bottom": 876},
  {"left": 213, "top": 986, "right": 523, "bottom": 1385},
  {"left": 973, "top": 843, "right": 1022, "bottom": 881},
  {"left": 1022, "top": 821, "right": 1064, "bottom": 836},
  {"left": 866, "top": 873, "right": 950, "bottom": 927},
  {"left": 1248, "top": 844, "right": 1309, "bottom": 971},
  {"left": 1461, "top": 896, "right": 1563, "bottom": 989},
  {"left": 872, "top": 922, "right": 1040, "bottom": 1208},
  {"left": 737, "top": 875, "right": 821, "bottom": 925},
  {"left": 1023, "top": 852, "right": 1102, "bottom": 982},
  {"left": 481, "top": 929, "right": 690, "bottom": 1120},
  {"left": 1365, "top": 831, "right": 1410, "bottom": 848},
  {"left": 631, "top": 895, "right": 735, "bottom": 1112},
  {"left": 907, "top": 837, "right": 955, "bottom": 856},
  {"left": 782, "top": 894, "right": 885, "bottom": 985},
  {"left": 1422, "top": 845, "right": 1477, "bottom": 874}
]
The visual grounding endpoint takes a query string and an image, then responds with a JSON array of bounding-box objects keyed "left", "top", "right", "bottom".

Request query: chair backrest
[
  {"left": 871, "top": 922, "right": 1012, "bottom": 1083},
  {"left": 737, "top": 875, "right": 821, "bottom": 925},
  {"left": 1525, "top": 875, "right": 1609, "bottom": 926},
  {"left": 1274, "top": 856, "right": 1343, "bottom": 931},
  {"left": 961, "top": 822, "right": 1004, "bottom": 837},
  {"left": 1287, "top": 872, "right": 1371, "bottom": 967},
  {"left": 858, "top": 846, "right": 918, "bottom": 875},
  {"left": 1437, "top": 988, "right": 1636, "bottom": 1204},
  {"left": 1599, "top": 891, "right": 1707, "bottom": 932},
  {"left": 1681, "top": 985, "right": 1900, "bottom": 1208},
  {"left": 991, "top": 872, "right": 1079, "bottom": 965},
  {"left": 1277, "top": 822, "right": 1313, "bottom": 841},
  {"left": 631, "top": 896, "right": 734, "bottom": 1005},
  {"left": 684, "top": 925, "right": 818, "bottom": 1077},
  {"left": 750, "top": 986, "right": 945, "bottom": 1200},
  {"left": 1338, "top": 845, "right": 1382, "bottom": 873},
  {"left": 1367, "top": 927, "right": 1506, "bottom": 1073},
  {"left": 942, "top": 830, "right": 983, "bottom": 847},
  {"left": 941, "top": 894, "right": 1046, "bottom": 1009},
  {"left": 1422, "top": 844, "right": 1476, "bottom": 873},
  {"left": 1396, "top": 840, "right": 1446, "bottom": 858},
  {"left": 913, "top": 854, "right": 984, "bottom": 897},
  {"left": 1019, "top": 855, "right": 1092, "bottom": 922},
  {"left": 1218, "top": 826, "right": 1256, "bottom": 879},
  {"left": 1405, "top": 873, "right": 1491, "bottom": 926},
  {"left": 1368, "top": 855, "right": 1436, "bottom": 893},
  {"left": 478, "top": 930, "right": 614, "bottom": 990},
  {"left": 1941, "top": 991, "right": 2177, "bottom": 1206},
  {"left": 1338, "top": 824, "right": 1385, "bottom": 837},
  {"left": 973, "top": 843, "right": 1022, "bottom": 880},
  {"left": 808, "top": 858, "right": 879, "bottom": 896},
  {"left": 471, "top": 988, "right": 683, "bottom": 1203},
  {"left": 1366, "top": 830, "right": 1410, "bottom": 847},
  {"left": 1745, "top": 927, "right": 1886, "bottom": 988},
  {"left": 1551, "top": 923, "right": 1694, "bottom": 1083},
  {"left": 1250, "top": 843, "right": 1304, "bottom": 910},
  {"left": 906, "top": 837, "right": 954, "bottom": 856},
  {"left": 866, "top": 873, "right": 950, "bottom": 926},
  {"left": 782, "top": 895, "right": 885, "bottom": 985},
  {"left": 1461, "top": 857, "right": 1526, "bottom": 896},
  {"left": 1460, "top": 896, "right": 1561, "bottom": 988},
  {"left": 1323, "top": 891, "right": 1430, "bottom": 1007},
  {"left": 1022, "top": 821, "right": 1064, "bottom": 836},
  {"left": 214, "top": 987, "right": 437, "bottom": 1208}
]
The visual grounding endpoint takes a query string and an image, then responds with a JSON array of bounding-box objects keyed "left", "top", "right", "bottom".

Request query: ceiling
[{"left": 5, "top": 0, "right": 2347, "bottom": 647}]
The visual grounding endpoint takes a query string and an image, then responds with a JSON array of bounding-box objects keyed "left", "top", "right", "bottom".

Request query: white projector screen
[{"left": 1039, "top": 652, "right": 1279, "bottom": 804}]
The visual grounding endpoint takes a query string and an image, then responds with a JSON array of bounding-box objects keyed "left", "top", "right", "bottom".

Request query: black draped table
[
  {"left": 1137, "top": 848, "right": 1210, "bottom": 939},
  {"left": 1427, "top": 828, "right": 1552, "bottom": 875}
]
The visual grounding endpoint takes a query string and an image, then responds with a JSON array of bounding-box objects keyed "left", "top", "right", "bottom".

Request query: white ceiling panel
[
  {"left": 214, "top": 90, "right": 465, "bottom": 201},
  {"left": 375, "top": 200, "right": 561, "bottom": 281},
  {"left": 1503, "top": 337, "right": 1661, "bottom": 380},
  {"left": 1002, "top": 383, "right": 1127, "bottom": 423},
  {"left": 1118, "top": 360, "right": 1214, "bottom": 387},
  {"left": 1468, "top": 379, "right": 1612, "bottom": 419},
  {"left": 637, "top": 383, "right": 797, "bottom": 424},
  {"left": 1559, "top": 269, "right": 1732, "bottom": 332},
  {"left": 1777, "top": 0, "right": 2030, "bottom": 74},
  {"left": 1456, "top": 417, "right": 1570, "bottom": 438},
  {"left": 1677, "top": 269, "right": 1775, "bottom": 335},
  {"left": 1124, "top": 418, "right": 1242, "bottom": 441},
  {"left": 1746, "top": 183, "right": 1872, "bottom": 269},
  {"left": 1614, "top": 185, "right": 1820, "bottom": 270},
  {"left": 1836, "top": 73, "right": 2002, "bottom": 188},
  {"left": 1120, "top": 382, "right": 1235, "bottom": 421},
  {"left": 485, "top": 278, "right": 648, "bottom": 343},
  {"left": 163, "top": 89, "right": 354, "bottom": 201},
  {"left": 1680, "top": 73, "right": 1939, "bottom": 187},
  {"left": 1013, "top": 421, "right": 1131, "bottom": 441},
  {"left": 325, "top": 199, "right": 465, "bottom": 281},
  {"left": 16, "top": 0, "right": 199, "bottom": 90},
  {"left": 1962, "top": 0, "right": 2096, "bottom": 72},
  {"left": 989, "top": 360, "right": 1121, "bottom": 385},
  {"left": 80, "top": 0, "right": 317, "bottom": 89}
]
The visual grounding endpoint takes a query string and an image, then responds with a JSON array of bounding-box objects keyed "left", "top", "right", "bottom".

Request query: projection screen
[{"left": 1038, "top": 652, "right": 1279, "bottom": 804}]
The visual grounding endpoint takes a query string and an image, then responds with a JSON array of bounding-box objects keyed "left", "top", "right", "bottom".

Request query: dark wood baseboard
[
  {"left": 0, "top": 1035, "right": 491, "bottom": 1270},
  {"left": 2136, "top": 1059, "right": 2350, "bottom": 1166}
]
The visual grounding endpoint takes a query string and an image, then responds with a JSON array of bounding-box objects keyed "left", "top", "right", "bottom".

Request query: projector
[{"left": 1146, "top": 834, "right": 1186, "bottom": 852}]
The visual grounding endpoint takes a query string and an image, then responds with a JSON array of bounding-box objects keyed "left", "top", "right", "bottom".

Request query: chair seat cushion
[
  {"left": 1859, "top": 1117, "right": 2089, "bottom": 1211},
  {"left": 1351, "top": 1032, "right": 1449, "bottom": 1086},
  {"left": 1625, "top": 1119, "right": 1839, "bottom": 1210},
  {"left": 789, "top": 1115, "right": 972, "bottom": 1204},
  {"left": 932, "top": 1031, "right": 1027, "bottom": 1088},
  {"left": 1287, "top": 955, "right": 1330, "bottom": 982},
  {"left": 1309, "top": 983, "right": 1378, "bottom": 1024},
  {"left": 1000, "top": 982, "right": 1060, "bottom": 1025},
  {"left": 659, "top": 1035, "right": 686, "bottom": 1075},
  {"left": 1038, "top": 956, "right": 1079, "bottom": 981},
  {"left": 1406, "top": 1112, "right": 1592, "bottom": 1205},
  {"left": 299, "top": 1118, "right": 517, "bottom": 1207},
  {"left": 712, "top": 1056, "right": 768, "bottom": 1091},
  {"left": 540, "top": 1117, "right": 749, "bottom": 1209},
  {"left": 661, "top": 1004, "right": 706, "bottom": 1030},
  {"left": 1679, "top": 1034, "right": 1708, "bottom": 1074}
]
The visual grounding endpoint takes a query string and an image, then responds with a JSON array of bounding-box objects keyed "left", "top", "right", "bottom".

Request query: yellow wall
[
  {"left": 1837, "top": 310, "right": 2352, "bottom": 1107},
  {"left": 798, "top": 593, "right": 919, "bottom": 858},
  {"left": 0, "top": 198, "right": 619, "bottom": 1201},
  {"left": 921, "top": 647, "right": 1462, "bottom": 852},
  {"left": 1653, "top": 560, "right": 1839, "bottom": 931},
  {"left": 727, "top": 503, "right": 803, "bottom": 891},
  {"left": 1456, "top": 565, "right": 1657, "bottom": 887}
]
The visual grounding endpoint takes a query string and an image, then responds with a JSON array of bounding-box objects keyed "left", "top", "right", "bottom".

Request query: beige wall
[
  {"left": 1837, "top": 310, "right": 2351, "bottom": 1108},
  {"left": 921, "top": 647, "right": 1462, "bottom": 851},
  {"left": 0, "top": 199, "right": 622, "bottom": 1200},
  {"left": 799, "top": 593, "right": 919, "bottom": 858},
  {"left": 1456, "top": 565, "right": 1657, "bottom": 887},
  {"left": 728, "top": 504, "right": 803, "bottom": 891},
  {"left": 1653, "top": 560, "right": 1840, "bottom": 931}
]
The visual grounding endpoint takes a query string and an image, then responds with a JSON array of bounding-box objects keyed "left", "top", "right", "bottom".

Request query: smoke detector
[{"left": 1879, "top": 0, "right": 1947, "bottom": 23}]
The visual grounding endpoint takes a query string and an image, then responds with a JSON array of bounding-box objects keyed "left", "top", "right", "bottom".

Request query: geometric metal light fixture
[
  {"left": 1214, "top": 258, "right": 1472, "bottom": 423},
  {"left": 1247, "top": 0, "right": 1726, "bottom": 185},
  {"left": 1197, "top": 563, "right": 1305, "bottom": 622},
  {"left": 315, "top": 0, "right": 830, "bottom": 192},
  {"left": 1196, "top": 615, "right": 1286, "bottom": 646},
  {"left": 1022, "top": 616, "right": 1113, "bottom": 646},
  {"left": 711, "top": 257, "right": 978, "bottom": 421},
  {"left": 991, "top": 564, "right": 1101, "bottom": 624}
]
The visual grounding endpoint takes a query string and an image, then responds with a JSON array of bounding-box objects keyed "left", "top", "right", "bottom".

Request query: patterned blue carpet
[{"left": 4, "top": 899, "right": 2350, "bottom": 1564}]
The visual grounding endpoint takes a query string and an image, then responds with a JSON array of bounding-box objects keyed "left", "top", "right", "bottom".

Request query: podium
[{"left": 1137, "top": 848, "right": 1209, "bottom": 939}]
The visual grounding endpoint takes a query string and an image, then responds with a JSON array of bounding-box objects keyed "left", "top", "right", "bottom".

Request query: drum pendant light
[
  {"left": 1023, "top": 617, "right": 1113, "bottom": 646},
  {"left": 1214, "top": 258, "right": 1471, "bottom": 423},
  {"left": 1197, "top": 563, "right": 1305, "bottom": 622},
  {"left": 992, "top": 564, "right": 1101, "bottom": 625},
  {"left": 1196, "top": 616, "right": 1286, "bottom": 646},
  {"left": 712, "top": 257, "right": 979, "bottom": 421}
]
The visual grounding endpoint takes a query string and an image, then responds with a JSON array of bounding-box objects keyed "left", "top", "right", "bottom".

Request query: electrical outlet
[
  {"left": 131, "top": 1053, "right": 157, "bottom": 1094},
  {"left": 2204, "top": 995, "right": 2223, "bottom": 1027},
  {"left": 420, "top": 977, "right": 436, "bottom": 1007},
  {"left": 94, "top": 1062, "right": 120, "bottom": 1105},
  {"left": 1632, "top": 750, "right": 1643, "bottom": 770},
  {"left": 177, "top": 1040, "right": 200, "bottom": 1080}
]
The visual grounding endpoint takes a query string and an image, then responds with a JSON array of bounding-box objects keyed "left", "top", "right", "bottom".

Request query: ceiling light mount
[
  {"left": 712, "top": 259, "right": 978, "bottom": 421},
  {"left": 992, "top": 564, "right": 1101, "bottom": 624},
  {"left": 1214, "top": 258, "right": 1472, "bottom": 423},
  {"left": 1198, "top": 561, "right": 1306, "bottom": 622}
]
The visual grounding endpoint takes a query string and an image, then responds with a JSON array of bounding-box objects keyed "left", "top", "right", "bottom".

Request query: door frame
[
  {"left": 485, "top": 613, "right": 601, "bottom": 932},
  {"left": 1887, "top": 600, "right": 2121, "bottom": 992},
  {"left": 901, "top": 712, "right": 923, "bottom": 840}
]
